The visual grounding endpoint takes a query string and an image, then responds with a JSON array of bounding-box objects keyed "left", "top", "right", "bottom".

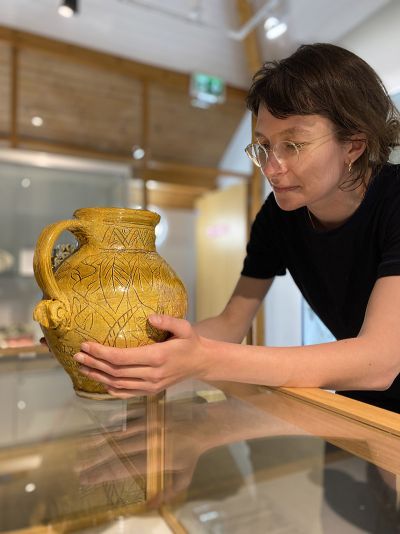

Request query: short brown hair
[{"left": 246, "top": 43, "right": 400, "bottom": 188}]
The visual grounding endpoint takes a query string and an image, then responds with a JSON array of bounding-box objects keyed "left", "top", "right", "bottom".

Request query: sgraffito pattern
[{"left": 34, "top": 209, "right": 187, "bottom": 399}]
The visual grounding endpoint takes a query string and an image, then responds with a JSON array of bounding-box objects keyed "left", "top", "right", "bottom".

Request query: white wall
[
  {"left": 339, "top": 0, "right": 400, "bottom": 93},
  {"left": 266, "top": 274, "right": 303, "bottom": 347},
  {"left": 218, "top": 111, "right": 252, "bottom": 176},
  {"left": 156, "top": 208, "right": 197, "bottom": 323}
]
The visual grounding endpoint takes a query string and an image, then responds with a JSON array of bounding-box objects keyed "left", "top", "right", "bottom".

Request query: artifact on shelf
[
  {"left": 0, "top": 248, "right": 14, "bottom": 273},
  {"left": 32, "top": 207, "right": 187, "bottom": 400}
]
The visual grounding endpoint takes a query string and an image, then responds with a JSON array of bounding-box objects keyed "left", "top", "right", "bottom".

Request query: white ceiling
[{"left": 0, "top": 0, "right": 392, "bottom": 89}]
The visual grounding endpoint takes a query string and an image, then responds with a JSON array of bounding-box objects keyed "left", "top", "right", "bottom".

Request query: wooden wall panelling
[
  {"left": 148, "top": 182, "right": 208, "bottom": 210},
  {"left": 0, "top": 26, "right": 247, "bottom": 100},
  {"left": 0, "top": 26, "right": 251, "bottom": 207},
  {"left": 138, "top": 161, "right": 217, "bottom": 189},
  {"left": 129, "top": 180, "right": 207, "bottom": 210},
  {"left": 17, "top": 48, "right": 142, "bottom": 156},
  {"left": 148, "top": 83, "right": 247, "bottom": 168},
  {"left": 0, "top": 41, "right": 11, "bottom": 137}
]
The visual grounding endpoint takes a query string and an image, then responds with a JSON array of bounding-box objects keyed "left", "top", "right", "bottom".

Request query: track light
[
  {"left": 264, "top": 16, "right": 287, "bottom": 40},
  {"left": 58, "top": 0, "right": 79, "bottom": 18}
]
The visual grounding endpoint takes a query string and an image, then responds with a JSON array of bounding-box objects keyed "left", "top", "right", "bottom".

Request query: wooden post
[
  {"left": 10, "top": 45, "right": 19, "bottom": 148},
  {"left": 146, "top": 393, "right": 165, "bottom": 500},
  {"left": 236, "top": 0, "right": 265, "bottom": 347}
]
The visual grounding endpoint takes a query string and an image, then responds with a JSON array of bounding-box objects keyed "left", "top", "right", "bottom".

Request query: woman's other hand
[{"left": 73, "top": 315, "right": 211, "bottom": 398}]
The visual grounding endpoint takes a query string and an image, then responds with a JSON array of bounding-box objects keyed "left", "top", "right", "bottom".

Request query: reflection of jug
[{"left": 33, "top": 207, "right": 187, "bottom": 400}]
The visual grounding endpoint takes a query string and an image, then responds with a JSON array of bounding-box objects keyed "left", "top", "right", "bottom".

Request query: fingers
[
  {"left": 78, "top": 453, "right": 147, "bottom": 485},
  {"left": 79, "top": 341, "right": 159, "bottom": 366},
  {"left": 78, "top": 365, "right": 161, "bottom": 390},
  {"left": 149, "top": 314, "right": 192, "bottom": 339},
  {"left": 39, "top": 337, "right": 50, "bottom": 351},
  {"left": 74, "top": 353, "right": 165, "bottom": 384},
  {"left": 78, "top": 315, "right": 191, "bottom": 365},
  {"left": 73, "top": 314, "right": 193, "bottom": 395}
]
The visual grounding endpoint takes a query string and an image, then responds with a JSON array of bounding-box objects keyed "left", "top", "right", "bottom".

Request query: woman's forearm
[
  {"left": 193, "top": 314, "right": 249, "bottom": 344},
  {"left": 200, "top": 336, "right": 397, "bottom": 392}
]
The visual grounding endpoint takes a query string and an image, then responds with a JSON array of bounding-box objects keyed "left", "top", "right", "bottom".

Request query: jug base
[{"left": 75, "top": 389, "right": 117, "bottom": 401}]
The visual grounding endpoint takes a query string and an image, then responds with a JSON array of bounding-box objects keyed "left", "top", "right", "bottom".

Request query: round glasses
[
  {"left": 245, "top": 140, "right": 301, "bottom": 170},
  {"left": 244, "top": 132, "right": 339, "bottom": 173}
]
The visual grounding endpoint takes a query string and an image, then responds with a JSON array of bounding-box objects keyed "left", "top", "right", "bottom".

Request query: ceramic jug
[{"left": 33, "top": 207, "right": 187, "bottom": 400}]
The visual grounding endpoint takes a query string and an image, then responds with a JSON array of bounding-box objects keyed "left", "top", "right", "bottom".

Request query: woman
[{"left": 73, "top": 43, "right": 400, "bottom": 412}]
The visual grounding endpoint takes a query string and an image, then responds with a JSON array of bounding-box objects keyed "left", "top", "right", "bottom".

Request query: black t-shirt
[{"left": 241, "top": 163, "right": 400, "bottom": 412}]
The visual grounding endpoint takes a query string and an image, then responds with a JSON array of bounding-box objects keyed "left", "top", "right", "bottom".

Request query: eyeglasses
[{"left": 244, "top": 131, "right": 337, "bottom": 172}]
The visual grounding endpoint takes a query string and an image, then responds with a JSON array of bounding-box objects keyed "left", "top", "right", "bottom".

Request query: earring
[{"left": 348, "top": 161, "right": 352, "bottom": 174}]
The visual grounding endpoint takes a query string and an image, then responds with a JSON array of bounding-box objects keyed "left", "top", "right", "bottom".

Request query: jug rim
[{"left": 73, "top": 207, "right": 160, "bottom": 226}]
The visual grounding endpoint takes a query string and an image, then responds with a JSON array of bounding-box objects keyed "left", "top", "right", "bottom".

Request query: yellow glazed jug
[{"left": 33, "top": 207, "right": 187, "bottom": 400}]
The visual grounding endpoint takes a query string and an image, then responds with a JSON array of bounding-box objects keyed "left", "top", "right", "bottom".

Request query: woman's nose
[{"left": 262, "top": 151, "right": 285, "bottom": 176}]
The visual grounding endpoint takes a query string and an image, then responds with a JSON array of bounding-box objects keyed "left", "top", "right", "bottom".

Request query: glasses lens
[
  {"left": 274, "top": 141, "right": 299, "bottom": 163},
  {"left": 246, "top": 144, "right": 263, "bottom": 167},
  {"left": 256, "top": 144, "right": 268, "bottom": 168}
]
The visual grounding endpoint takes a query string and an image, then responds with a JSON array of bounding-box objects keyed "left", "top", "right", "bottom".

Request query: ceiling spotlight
[
  {"left": 58, "top": 0, "right": 78, "bottom": 18},
  {"left": 132, "top": 145, "right": 145, "bottom": 160},
  {"left": 31, "top": 116, "right": 43, "bottom": 127},
  {"left": 264, "top": 16, "right": 287, "bottom": 40}
]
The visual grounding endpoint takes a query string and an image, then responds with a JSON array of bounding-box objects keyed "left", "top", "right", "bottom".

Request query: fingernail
[
  {"left": 81, "top": 342, "right": 90, "bottom": 352},
  {"left": 74, "top": 352, "right": 85, "bottom": 363},
  {"left": 79, "top": 365, "right": 89, "bottom": 374}
]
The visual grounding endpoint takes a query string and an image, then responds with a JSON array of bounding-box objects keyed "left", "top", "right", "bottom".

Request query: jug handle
[{"left": 33, "top": 220, "right": 87, "bottom": 330}]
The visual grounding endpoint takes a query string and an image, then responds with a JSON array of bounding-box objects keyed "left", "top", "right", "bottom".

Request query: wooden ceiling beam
[
  {"left": 5, "top": 135, "right": 249, "bottom": 187},
  {"left": 147, "top": 189, "right": 199, "bottom": 210},
  {"left": 236, "top": 0, "right": 263, "bottom": 76},
  {"left": 136, "top": 167, "right": 216, "bottom": 189},
  {"left": 135, "top": 159, "right": 249, "bottom": 189},
  {"left": 0, "top": 25, "right": 247, "bottom": 100},
  {"left": 16, "top": 137, "right": 134, "bottom": 163},
  {"left": 146, "top": 159, "right": 249, "bottom": 180}
]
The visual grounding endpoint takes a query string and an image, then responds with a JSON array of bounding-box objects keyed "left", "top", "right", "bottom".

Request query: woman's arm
[
  {"left": 202, "top": 275, "right": 400, "bottom": 391},
  {"left": 193, "top": 276, "right": 273, "bottom": 342},
  {"left": 73, "top": 276, "right": 400, "bottom": 397}
]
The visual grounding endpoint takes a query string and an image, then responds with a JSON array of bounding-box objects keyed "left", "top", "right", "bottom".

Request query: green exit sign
[{"left": 190, "top": 72, "right": 226, "bottom": 106}]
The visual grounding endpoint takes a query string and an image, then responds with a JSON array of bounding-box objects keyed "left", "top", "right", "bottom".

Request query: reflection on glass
[{"left": 1, "top": 354, "right": 399, "bottom": 533}]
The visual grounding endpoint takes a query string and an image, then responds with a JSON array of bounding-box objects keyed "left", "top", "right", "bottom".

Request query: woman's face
[{"left": 254, "top": 107, "right": 352, "bottom": 213}]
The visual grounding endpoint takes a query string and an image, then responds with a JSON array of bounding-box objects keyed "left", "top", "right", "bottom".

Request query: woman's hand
[
  {"left": 73, "top": 315, "right": 212, "bottom": 398},
  {"left": 39, "top": 337, "right": 50, "bottom": 350}
]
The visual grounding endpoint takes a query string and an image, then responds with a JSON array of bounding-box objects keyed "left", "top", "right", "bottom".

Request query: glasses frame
[{"left": 244, "top": 131, "right": 339, "bottom": 173}]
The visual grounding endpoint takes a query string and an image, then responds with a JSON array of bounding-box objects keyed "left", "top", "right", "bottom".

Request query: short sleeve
[
  {"left": 241, "top": 194, "right": 287, "bottom": 279},
  {"left": 377, "top": 194, "right": 400, "bottom": 278}
]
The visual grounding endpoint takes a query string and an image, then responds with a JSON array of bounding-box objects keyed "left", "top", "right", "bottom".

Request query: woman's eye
[
  {"left": 260, "top": 143, "right": 271, "bottom": 152},
  {"left": 281, "top": 141, "right": 299, "bottom": 152}
]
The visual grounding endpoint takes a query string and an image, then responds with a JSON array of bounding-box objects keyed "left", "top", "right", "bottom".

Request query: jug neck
[{"left": 74, "top": 208, "right": 159, "bottom": 251}]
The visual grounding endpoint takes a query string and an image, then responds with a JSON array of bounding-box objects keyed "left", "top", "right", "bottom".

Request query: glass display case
[
  {"left": 0, "top": 159, "right": 129, "bottom": 350},
  {"left": 1, "top": 347, "right": 400, "bottom": 533}
]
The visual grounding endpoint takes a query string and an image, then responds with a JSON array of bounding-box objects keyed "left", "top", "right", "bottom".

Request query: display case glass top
[{"left": 1, "top": 350, "right": 400, "bottom": 533}]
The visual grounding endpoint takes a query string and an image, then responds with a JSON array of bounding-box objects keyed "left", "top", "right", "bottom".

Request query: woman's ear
[{"left": 346, "top": 134, "right": 367, "bottom": 163}]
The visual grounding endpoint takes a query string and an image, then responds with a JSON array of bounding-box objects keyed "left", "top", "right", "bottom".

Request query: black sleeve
[
  {"left": 241, "top": 194, "right": 287, "bottom": 279},
  {"left": 377, "top": 193, "right": 400, "bottom": 278}
]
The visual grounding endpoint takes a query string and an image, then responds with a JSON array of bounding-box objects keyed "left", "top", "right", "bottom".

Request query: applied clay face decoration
[{"left": 33, "top": 207, "right": 187, "bottom": 399}]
